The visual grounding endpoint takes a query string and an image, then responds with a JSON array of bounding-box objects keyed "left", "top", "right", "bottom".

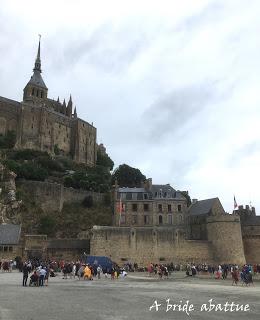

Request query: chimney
[{"left": 144, "top": 178, "right": 152, "bottom": 191}]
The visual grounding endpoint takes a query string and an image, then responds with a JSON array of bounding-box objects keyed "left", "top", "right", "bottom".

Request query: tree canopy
[
  {"left": 112, "top": 164, "right": 146, "bottom": 188},
  {"left": 96, "top": 150, "right": 114, "bottom": 171}
]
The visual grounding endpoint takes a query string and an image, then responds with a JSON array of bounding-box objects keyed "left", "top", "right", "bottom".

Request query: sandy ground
[{"left": 0, "top": 271, "right": 259, "bottom": 320}]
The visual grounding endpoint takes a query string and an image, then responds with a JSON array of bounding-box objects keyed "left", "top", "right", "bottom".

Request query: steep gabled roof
[
  {"left": 0, "top": 224, "right": 21, "bottom": 245},
  {"left": 189, "top": 198, "right": 218, "bottom": 216},
  {"left": 27, "top": 72, "right": 47, "bottom": 89}
]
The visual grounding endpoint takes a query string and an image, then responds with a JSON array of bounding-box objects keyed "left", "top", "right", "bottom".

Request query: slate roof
[
  {"left": 0, "top": 224, "right": 21, "bottom": 245},
  {"left": 48, "top": 239, "right": 90, "bottom": 249},
  {"left": 118, "top": 185, "right": 186, "bottom": 200},
  {"left": 189, "top": 198, "right": 218, "bottom": 216},
  {"left": 0, "top": 96, "right": 20, "bottom": 106},
  {"left": 27, "top": 71, "right": 47, "bottom": 89},
  {"left": 118, "top": 187, "right": 145, "bottom": 193}
]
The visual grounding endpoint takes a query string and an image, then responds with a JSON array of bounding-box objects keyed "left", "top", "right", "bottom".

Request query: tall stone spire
[
  {"left": 33, "top": 34, "right": 42, "bottom": 72},
  {"left": 73, "top": 106, "right": 77, "bottom": 118},
  {"left": 23, "top": 35, "right": 48, "bottom": 102},
  {"left": 67, "top": 94, "right": 73, "bottom": 118},
  {"left": 62, "top": 99, "right": 67, "bottom": 114}
]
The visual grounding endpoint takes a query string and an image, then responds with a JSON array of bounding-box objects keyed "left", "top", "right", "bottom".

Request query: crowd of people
[
  {"left": 1, "top": 258, "right": 260, "bottom": 287},
  {"left": 0, "top": 260, "right": 17, "bottom": 272},
  {"left": 19, "top": 259, "right": 128, "bottom": 287}
]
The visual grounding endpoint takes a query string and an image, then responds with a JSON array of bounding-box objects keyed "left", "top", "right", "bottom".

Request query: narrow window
[
  {"left": 36, "top": 90, "right": 39, "bottom": 97},
  {"left": 158, "top": 204, "right": 162, "bottom": 212},
  {"left": 32, "top": 88, "right": 35, "bottom": 95},
  {"left": 159, "top": 215, "right": 163, "bottom": 224},
  {"left": 132, "top": 215, "right": 138, "bottom": 224},
  {"left": 144, "top": 215, "right": 149, "bottom": 224},
  {"left": 168, "top": 204, "right": 171, "bottom": 212},
  {"left": 178, "top": 204, "right": 182, "bottom": 212},
  {"left": 168, "top": 214, "right": 173, "bottom": 224},
  {"left": 41, "top": 91, "right": 43, "bottom": 98},
  {"left": 120, "top": 215, "right": 126, "bottom": 224},
  {"left": 144, "top": 203, "right": 149, "bottom": 211},
  {"left": 132, "top": 204, "right": 137, "bottom": 212}
]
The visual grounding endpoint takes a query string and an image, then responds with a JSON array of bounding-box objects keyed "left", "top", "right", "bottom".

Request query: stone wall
[
  {"left": 90, "top": 226, "right": 214, "bottom": 266},
  {"left": 0, "top": 245, "right": 22, "bottom": 261},
  {"left": 0, "top": 97, "right": 97, "bottom": 166},
  {"left": 243, "top": 236, "right": 260, "bottom": 264},
  {"left": 17, "top": 180, "right": 104, "bottom": 212}
]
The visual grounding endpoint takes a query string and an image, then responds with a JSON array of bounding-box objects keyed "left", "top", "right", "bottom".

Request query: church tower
[{"left": 23, "top": 36, "right": 48, "bottom": 103}]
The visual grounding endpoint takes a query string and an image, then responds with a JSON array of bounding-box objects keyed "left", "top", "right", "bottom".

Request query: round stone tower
[{"left": 206, "top": 215, "right": 246, "bottom": 265}]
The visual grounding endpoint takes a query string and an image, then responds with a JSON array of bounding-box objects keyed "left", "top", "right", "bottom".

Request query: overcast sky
[{"left": 1, "top": 0, "right": 260, "bottom": 213}]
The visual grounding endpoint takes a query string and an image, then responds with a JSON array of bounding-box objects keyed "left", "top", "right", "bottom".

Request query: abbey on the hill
[{"left": 0, "top": 39, "right": 96, "bottom": 165}]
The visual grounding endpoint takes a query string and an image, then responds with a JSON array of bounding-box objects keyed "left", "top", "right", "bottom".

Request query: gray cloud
[
  {"left": 142, "top": 80, "right": 229, "bottom": 143},
  {"left": 47, "top": 22, "right": 151, "bottom": 74},
  {"left": 227, "top": 141, "right": 260, "bottom": 167}
]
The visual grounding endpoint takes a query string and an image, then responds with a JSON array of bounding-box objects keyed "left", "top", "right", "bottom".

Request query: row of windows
[
  {"left": 120, "top": 214, "right": 183, "bottom": 225},
  {"left": 119, "top": 192, "right": 179, "bottom": 201},
  {"left": 0, "top": 246, "right": 13, "bottom": 252},
  {"left": 31, "top": 88, "right": 44, "bottom": 98},
  {"left": 120, "top": 203, "right": 182, "bottom": 212}
]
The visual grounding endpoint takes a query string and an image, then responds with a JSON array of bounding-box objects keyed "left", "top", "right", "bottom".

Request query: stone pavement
[{"left": 0, "top": 271, "right": 259, "bottom": 320}]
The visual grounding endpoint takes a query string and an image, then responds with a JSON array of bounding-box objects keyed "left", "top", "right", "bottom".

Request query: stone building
[
  {"left": 0, "top": 224, "right": 22, "bottom": 260},
  {"left": 0, "top": 39, "right": 97, "bottom": 165},
  {"left": 90, "top": 179, "right": 259, "bottom": 266},
  {"left": 113, "top": 179, "right": 187, "bottom": 227}
]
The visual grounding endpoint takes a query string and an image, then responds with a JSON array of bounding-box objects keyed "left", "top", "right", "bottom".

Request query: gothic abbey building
[{"left": 0, "top": 40, "right": 96, "bottom": 165}]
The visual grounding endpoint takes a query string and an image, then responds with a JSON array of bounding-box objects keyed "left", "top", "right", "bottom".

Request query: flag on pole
[
  {"left": 118, "top": 196, "right": 122, "bottom": 226},
  {"left": 234, "top": 196, "right": 238, "bottom": 209}
]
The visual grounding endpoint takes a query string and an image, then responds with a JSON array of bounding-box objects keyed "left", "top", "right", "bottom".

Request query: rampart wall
[
  {"left": 90, "top": 226, "right": 214, "bottom": 266},
  {"left": 17, "top": 180, "right": 104, "bottom": 212}
]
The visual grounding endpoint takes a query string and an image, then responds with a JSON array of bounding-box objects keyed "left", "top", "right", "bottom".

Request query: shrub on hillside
[
  {"left": 82, "top": 195, "right": 94, "bottom": 208},
  {"left": 38, "top": 215, "right": 56, "bottom": 236},
  {"left": 0, "top": 131, "right": 16, "bottom": 149}
]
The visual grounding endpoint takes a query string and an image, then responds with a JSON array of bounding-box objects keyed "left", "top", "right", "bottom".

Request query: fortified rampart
[
  {"left": 17, "top": 180, "right": 104, "bottom": 212},
  {"left": 90, "top": 226, "right": 214, "bottom": 266}
]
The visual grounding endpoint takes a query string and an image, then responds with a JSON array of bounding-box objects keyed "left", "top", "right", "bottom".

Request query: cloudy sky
[{"left": 1, "top": 0, "right": 260, "bottom": 212}]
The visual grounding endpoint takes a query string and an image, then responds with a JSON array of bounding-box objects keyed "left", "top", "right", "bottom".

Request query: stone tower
[
  {"left": 206, "top": 215, "right": 246, "bottom": 265},
  {"left": 23, "top": 36, "right": 48, "bottom": 103}
]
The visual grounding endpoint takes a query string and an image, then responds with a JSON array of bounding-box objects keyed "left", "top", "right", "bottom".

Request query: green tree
[
  {"left": 181, "top": 191, "right": 192, "bottom": 207},
  {"left": 0, "top": 131, "right": 16, "bottom": 149},
  {"left": 111, "top": 164, "right": 146, "bottom": 187},
  {"left": 38, "top": 215, "right": 56, "bottom": 236},
  {"left": 96, "top": 150, "right": 114, "bottom": 171}
]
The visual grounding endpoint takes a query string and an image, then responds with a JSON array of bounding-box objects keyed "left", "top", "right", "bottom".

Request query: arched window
[
  {"left": 159, "top": 215, "right": 163, "bottom": 224},
  {"left": 32, "top": 88, "right": 35, "bottom": 95}
]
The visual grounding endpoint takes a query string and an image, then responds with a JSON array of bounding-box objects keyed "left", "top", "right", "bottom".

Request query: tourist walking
[{"left": 22, "top": 263, "right": 30, "bottom": 286}]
